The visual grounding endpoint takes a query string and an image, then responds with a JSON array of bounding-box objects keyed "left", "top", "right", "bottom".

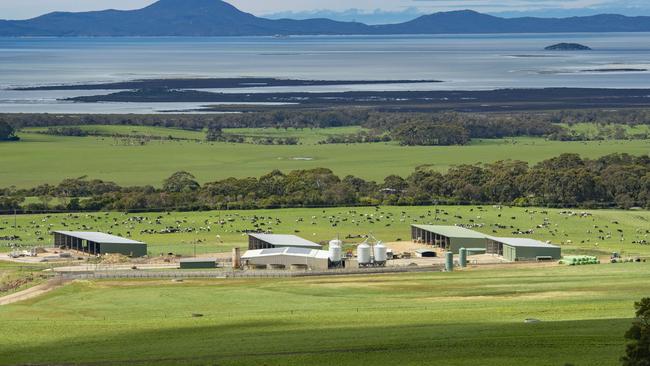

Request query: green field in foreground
[
  {"left": 2, "top": 205, "right": 649, "bottom": 256},
  {"left": 0, "top": 264, "right": 647, "bottom": 365},
  {"left": 2, "top": 126, "right": 648, "bottom": 187}
]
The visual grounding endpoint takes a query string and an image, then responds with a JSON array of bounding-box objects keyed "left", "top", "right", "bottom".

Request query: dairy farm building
[
  {"left": 53, "top": 231, "right": 147, "bottom": 257},
  {"left": 410, "top": 225, "right": 489, "bottom": 253}
]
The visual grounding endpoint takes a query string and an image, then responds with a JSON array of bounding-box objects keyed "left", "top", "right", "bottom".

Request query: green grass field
[
  {"left": 2, "top": 205, "right": 649, "bottom": 256},
  {"left": 0, "top": 263, "right": 647, "bottom": 365},
  {"left": 2, "top": 126, "right": 648, "bottom": 188}
]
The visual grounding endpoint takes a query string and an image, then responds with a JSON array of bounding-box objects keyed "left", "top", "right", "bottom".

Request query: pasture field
[
  {"left": 1, "top": 126, "right": 648, "bottom": 188},
  {"left": 0, "top": 263, "right": 647, "bottom": 365},
  {"left": 1, "top": 205, "right": 649, "bottom": 256}
]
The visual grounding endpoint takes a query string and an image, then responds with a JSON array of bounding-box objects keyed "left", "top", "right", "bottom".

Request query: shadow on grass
[{"left": 0, "top": 317, "right": 631, "bottom": 366}]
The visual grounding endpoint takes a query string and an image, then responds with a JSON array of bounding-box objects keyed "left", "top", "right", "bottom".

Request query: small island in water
[{"left": 545, "top": 43, "right": 592, "bottom": 51}]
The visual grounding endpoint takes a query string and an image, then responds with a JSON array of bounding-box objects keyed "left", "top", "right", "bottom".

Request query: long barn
[
  {"left": 53, "top": 231, "right": 147, "bottom": 257},
  {"left": 411, "top": 225, "right": 489, "bottom": 253}
]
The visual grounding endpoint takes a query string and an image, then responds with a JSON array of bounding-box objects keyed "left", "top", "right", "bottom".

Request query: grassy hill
[
  {"left": 0, "top": 264, "right": 647, "bottom": 365},
  {"left": 2, "top": 126, "right": 649, "bottom": 188}
]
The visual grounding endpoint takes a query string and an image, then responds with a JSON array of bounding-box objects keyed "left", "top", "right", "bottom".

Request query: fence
[{"left": 61, "top": 264, "right": 446, "bottom": 280}]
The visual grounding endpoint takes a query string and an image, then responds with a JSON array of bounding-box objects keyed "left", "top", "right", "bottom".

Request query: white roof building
[{"left": 242, "top": 247, "right": 330, "bottom": 270}]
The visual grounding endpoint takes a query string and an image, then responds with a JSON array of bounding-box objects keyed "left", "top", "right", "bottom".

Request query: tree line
[
  {"left": 4, "top": 108, "right": 650, "bottom": 146},
  {"left": 1, "top": 153, "right": 649, "bottom": 213}
]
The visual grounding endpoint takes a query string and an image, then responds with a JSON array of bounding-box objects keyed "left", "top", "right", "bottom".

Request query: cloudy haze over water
[{"left": 0, "top": 0, "right": 649, "bottom": 21}]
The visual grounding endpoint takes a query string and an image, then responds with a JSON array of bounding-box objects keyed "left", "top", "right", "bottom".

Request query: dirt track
[{"left": 0, "top": 278, "right": 68, "bottom": 306}]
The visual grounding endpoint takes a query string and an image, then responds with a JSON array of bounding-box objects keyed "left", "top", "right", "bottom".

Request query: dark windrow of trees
[
  {"left": 2, "top": 153, "right": 650, "bottom": 213},
  {"left": 4, "top": 108, "right": 650, "bottom": 146}
]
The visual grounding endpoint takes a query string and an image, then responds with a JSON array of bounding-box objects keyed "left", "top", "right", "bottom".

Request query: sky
[{"left": 0, "top": 0, "right": 649, "bottom": 21}]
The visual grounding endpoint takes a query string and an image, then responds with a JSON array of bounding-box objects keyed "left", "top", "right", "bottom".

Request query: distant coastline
[
  {"left": 15, "top": 78, "right": 443, "bottom": 91},
  {"left": 62, "top": 87, "right": 650, "bottom": 113}
]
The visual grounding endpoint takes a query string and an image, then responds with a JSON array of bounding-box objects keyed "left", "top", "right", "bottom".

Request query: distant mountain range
[{"left": 1, "top": 0, "right": 650, "bottom": 37}]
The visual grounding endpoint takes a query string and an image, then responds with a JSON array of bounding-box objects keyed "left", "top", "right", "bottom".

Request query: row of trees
[
  {"left": 5, "top": 108, "right": 650, "bottom": 130},
  {"left": 5, "top": 108, "right": 650, "bottom": 146},
  {"left": 2, "top": 153, "right": 650, "bottom": 213}
]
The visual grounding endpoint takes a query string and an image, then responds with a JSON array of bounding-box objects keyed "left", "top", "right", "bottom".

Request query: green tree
[
  {"left": 622, "top": 298, "right": 650, "bottom": 366},
  {"left": 163, "top": 171, "right": 200, "bottom": 193},
  {"left": 392, "top": 121, "right": 470, "bottom": 146},
  {"left": 205, "top": 126, "right": 223, "bottom": 141},
  {"left": 0, "top": 120, "right": 18, "bottom": 141}
]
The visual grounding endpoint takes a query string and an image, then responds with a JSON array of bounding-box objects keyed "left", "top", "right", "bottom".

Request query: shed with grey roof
[
  {"left": 411, "top": 225, "right": 489, "bottom": 253},
  {"left": 486, "top": 237, "right": 561, "bottom": 261},
  {"left": 248, "top": 233, "right": 322, "bottom": 250},
  {"left": 53, "top": 231, "right": 147, "bottom": 257}
]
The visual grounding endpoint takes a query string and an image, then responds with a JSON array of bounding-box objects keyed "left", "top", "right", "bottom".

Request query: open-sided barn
[
  {"left": 411, "top": 225, "right": 489, "bottom": 253},
  {"left": 53, "top": 231, "right": 147, "bottom": 257}
]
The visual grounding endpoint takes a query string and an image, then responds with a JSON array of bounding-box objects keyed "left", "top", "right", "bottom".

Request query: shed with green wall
[
  {"left": 180, "top": 258, "right": 217, "bottom": 269},
  {"left": 487, "top": 237, "right": 561, "bottom": 261},
  {"left": 411, "top": 225, "right": 489, "bottom": 253}
]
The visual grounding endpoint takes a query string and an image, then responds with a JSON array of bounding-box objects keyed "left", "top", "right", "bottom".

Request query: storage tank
[
  {"left": 459, "top": 248, "right": 467, "bottom": 268},
  {"left": 357, "top": 243, "right": 371, "bottom": 266},
  {"left": 328, "top": 239, "right": 343, "bottom": 267},
  {"left": 445, "top": 252, "right": 454, "bottom": 272},
  {"left": 374, "top": 242, "right": 387, "bottom": 265}
]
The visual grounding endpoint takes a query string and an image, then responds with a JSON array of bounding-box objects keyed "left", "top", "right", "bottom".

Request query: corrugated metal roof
[
  {"left": 242, "top": 247, "right": 329, "bottom": 260},
  {"left": 411, "top": 225, "right": 488, "bottom": 239},
  {"left": 249, "top": 233, "right": 322, "bottom": 248},
  {"left": 53, "top": 231, "right": 144, "bottom": 245},
  {"left": 488, "top": 237, "right": 559, "bottom": 248},
  {"left": 180, "top": 258, "right": 217, "bottom": 263}
]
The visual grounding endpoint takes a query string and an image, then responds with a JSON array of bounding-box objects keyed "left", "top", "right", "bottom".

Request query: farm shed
[
  {"left": 241, "top": 247, "right": 330, "bottom": 270},
  {"left": 411, "top": 225, "right": 489, "bottom": 253},
  {"left": 486, "top": 237, "right": 561, "bottom": 261},
  {"left": 180, "top": 258, "right": 217, "bottom": 269},
  {"left": 53, "top": 231, "right": 147, "bottom": 257},
  {"left": 248, "top": 233, "right": 322, "bottom": 250}
]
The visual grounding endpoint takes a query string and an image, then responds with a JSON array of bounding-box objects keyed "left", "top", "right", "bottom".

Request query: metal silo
[
  {"left": 445, "top": 251, "right": 454, "bottom": 272},
  {"left": 357, "top": 243, "right": 371, "bottom": 266},
  {"left": 374, "top": 241, "right": 387, "bottom": 266},
  {"left": 328, "top": 239, "right": 343, "bottom": 267},
  {"left": 459, "top": 248, "right": 467, "bottom": 268}
]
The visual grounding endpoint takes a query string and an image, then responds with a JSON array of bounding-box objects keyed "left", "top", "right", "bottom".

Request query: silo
[
  {"left": 374, "top": 242, "right": 387, "bottom": 266},
  {"left": 459, "top": 248, "right": 467, "bottom": 268},
  {"left": 357, "top": 243, "right": 371, "bottom": 266},
  {"left": 445, "top": 252, "right": 454, "bottom": 272},
  {"left": 328, "top": 239, "right": 343, "bottom": 267}
]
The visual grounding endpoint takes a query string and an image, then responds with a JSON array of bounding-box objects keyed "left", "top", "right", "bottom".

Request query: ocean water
[{"left": 1, "top": 33, "right": 649, "bottom": 113}]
